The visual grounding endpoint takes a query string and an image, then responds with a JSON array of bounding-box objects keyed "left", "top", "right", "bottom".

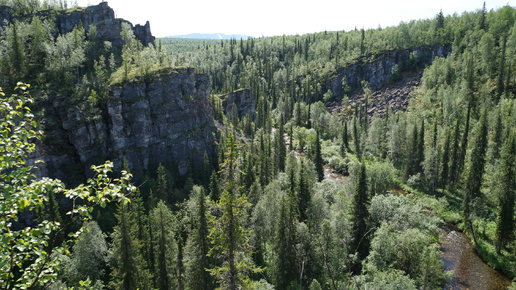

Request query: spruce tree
[
  {"left": 448, "top": 118, "right": 461, "bottom": 187},
  {"left": 490, "top": 109, "right": 503, "bottom": 162},
  {"left": 456, "top": 105, "right": 471, "bottom": 184},
  {"left": 298, "top": 158, "right": 311, "bottom": 222},
  {"left": 208, "top": 170, "right": 221, "bottom": 201},
  {"left": 350, "top": 162, "right": 370, "bottom": 274},
  {"left": 415, "top": 120, "right": 425, "bottom": 175},
  {"left": 315, "top": 130, "right": 324, "bottom": 182},
  {"left": 353, "top": 116, "right": 361, "bottom": 158},
  {"left": 110, "top": 203, "right": 150, "bottom": 290},
  {"left": 207, "top": 133, "right": 262, "bottom": 289},
  {"left": 341, "top": 120, "right": 349, "bottom": 157},
  {"left": 273, "top": 196, "right": 298, "bottom": 289},
  {"left": 150, "top": 200, "right": 178, "bottom": 290},
  {"left": 275, "top": 116, "right": 287, "bottom": 173},
  {"left": 495, "top": 133, "right": 516, "bottom": 254},
  {"left": 404, "top": 124, "right": 418, "bottom": 182},
  {"left": 440, "top": 128, "right": 451, "bottom": 190},
  {"left": 463, "top": 111, "right": 488, "bottom": 242},
  {"left": 496, "top": 35, "right": 507, "bottom": 100}
]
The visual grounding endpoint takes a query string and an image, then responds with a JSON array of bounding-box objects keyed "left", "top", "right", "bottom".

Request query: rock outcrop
[
  {"left": 220, "top": 89, "right": 256, "bottom": 119},
  {"left": 0, "top": 2, "right": 154, "bottom": 46},
  {"left": 328, "top": 71, "right": 423, "bottom": 117},
  {"left": 327, "top": 45, "right": 452, "bottom": 98},
  {"left": 40, "top": 68, "right": 216, "bottom": 181}
]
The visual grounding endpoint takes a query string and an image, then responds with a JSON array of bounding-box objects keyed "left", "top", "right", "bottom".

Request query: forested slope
[{"left": 1, "top": 0, "right": 516, "bottom": 289}]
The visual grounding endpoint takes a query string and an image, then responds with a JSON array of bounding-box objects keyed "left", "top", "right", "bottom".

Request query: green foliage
[
  {"left": 350, "top": 162, "right": 370, "bottom": 274},
  {"left": 0, "top": 84, "right": 132, "bottom": 289},
  {"left": 150, "top": 200, "right": 178, "bottom": 289},
  {"left": 495, "top": 133, "right": 516, "bottom": 253},
  {"left": 184, "top": 186, "right": 212, "bottom": 290},
  {"left": 207, "top": 134, "right": 263, "bottom": 289}
]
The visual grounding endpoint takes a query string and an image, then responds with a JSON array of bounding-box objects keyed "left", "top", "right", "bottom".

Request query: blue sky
[{"left": 77, "top": 0, "right": 513, "bottom": 38}]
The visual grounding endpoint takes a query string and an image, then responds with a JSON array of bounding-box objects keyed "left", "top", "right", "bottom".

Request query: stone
[
  {"left": 220, "top": 89, "right": 256, "bottom": 120},
  {"left": 34, "top": 68, "right": 216, "bottom": 181}
]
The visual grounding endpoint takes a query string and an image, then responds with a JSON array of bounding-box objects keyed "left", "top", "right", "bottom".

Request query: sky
[{"left": 76, "top": 0, "right": 514, "bottom": 38}]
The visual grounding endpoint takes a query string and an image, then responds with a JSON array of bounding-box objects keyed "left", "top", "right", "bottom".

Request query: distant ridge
[{"left": 165, "top": 33, "right": 250, "bottom": 40}]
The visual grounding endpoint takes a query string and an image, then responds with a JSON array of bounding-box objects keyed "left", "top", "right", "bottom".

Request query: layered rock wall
[
  {"left": 327, "top": 45, "right": 452, "bottom": 98},
  {"left": 220, "top": 89, "right": 256, "bottom": 119},
  {"left": 40, "top": 68, "right": 215, "bottom": 180}
]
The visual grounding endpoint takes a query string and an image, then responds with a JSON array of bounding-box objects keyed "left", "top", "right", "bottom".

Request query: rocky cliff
[
  {"left": 220, "top": 89, "right": 256, "bottom": 119},
  {"left": 327, "top": 45, "right": 452, "bottom": 98},
  {"left": 0, "top": 2, "right": 154, "bottom": 46},
  {"left": 40, "top": 68, "right": 216, "bottom": 181}
]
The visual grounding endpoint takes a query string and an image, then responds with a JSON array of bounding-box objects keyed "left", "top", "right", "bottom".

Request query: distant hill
[{"left": 165, "top": 33, "right": 250, "bottom": 40}]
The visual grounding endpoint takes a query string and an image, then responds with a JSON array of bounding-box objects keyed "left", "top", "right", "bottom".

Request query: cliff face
[
  {"left": 0, "top": 2, "right": 155, "bottom": 46},
  {"left": 327, "top": 45, "right": 452, "bottom": 98},
  {"left": 40, "top": 68, "right": 216, "bottom": 181},
  {"left": 220, "top": 89, "right": 256, "bottom": 119}
]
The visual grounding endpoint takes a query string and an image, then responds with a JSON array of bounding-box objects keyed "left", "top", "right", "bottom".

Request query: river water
[{"left": 441, "top": 227, "right": 512, "bottom": 289}]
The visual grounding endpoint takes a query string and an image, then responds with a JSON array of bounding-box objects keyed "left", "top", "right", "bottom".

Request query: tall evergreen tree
[
  {"left": 463, "top": 111, "right": 488, "bottom": 242},
  {"left": 415, "top": 120, "right": 425, "bottom": 175},
  {"left": 404, "top": 123, "right": 419, "bottom": 182},
  {"left": 353, "top": 116, "right": 361, "bottom": 158},
  {"left": 440, "top": 128, "right": 451, "bottom": 190},
  {"left": 341, "top": 120, "right": 349, "bottom": 157},
  {"left": 448, "top": 118, "right": 461, "bottom": 187},
  {"left": 495, "top": 133, "right": 516, "bottom": 254},
  {"left": 314, "top": 130, "right": 324, "bottom": 182},
  {"left": 273, "top": 196, "right": 298, "bottom": 289},
  {"left": 150, "top": 200, "right": 178, "bottom": 290},
  {"left": 185, "top": 186, "right": 212, "bottom": 289},
  {"left": 207, "top": 133, "right": 262, "bottom": 289},
  {"left": 496, "top": 35, "right": 507, "bottom": 100},
  {"left": 275, "top": 116, "right": 287, "bottom": 173},
  {"left": 208, "top": 170, "right": 221, "bottom": 201},
  {"left": 456, "top": 105, "right": 471, "bottom": 184},
  {"left": 298, "top": 158, "right": 311, "bottom": 222},
  {"left": 350, "top": 162, "right": 370, "bottom": 274},
  {"left": 110, "top": 203, "right": 150, "bottom": 290}
]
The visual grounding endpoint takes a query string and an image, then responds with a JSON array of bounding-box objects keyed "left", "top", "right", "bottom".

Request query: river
[{"left": 441, "top": 226, "right": 512, "bottom": 289}]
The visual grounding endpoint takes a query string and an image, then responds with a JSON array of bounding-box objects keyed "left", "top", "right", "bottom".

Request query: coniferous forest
[{"left": 2, "top": 0, "right": 516, "bottom": 289}]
